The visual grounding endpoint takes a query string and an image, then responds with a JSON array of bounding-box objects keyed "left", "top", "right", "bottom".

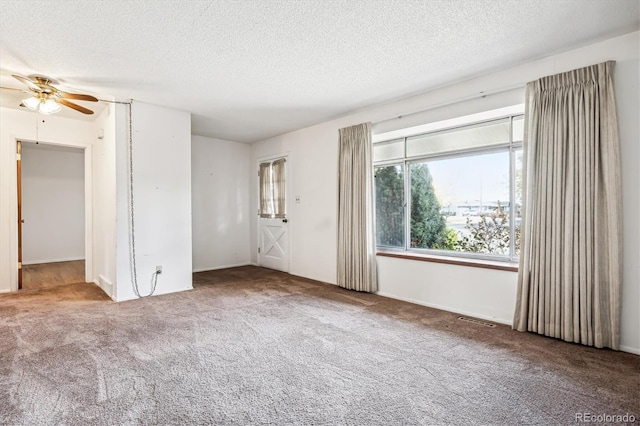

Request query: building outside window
[{"left": 373, "top": 113, "right": 523, "bottom": 262}]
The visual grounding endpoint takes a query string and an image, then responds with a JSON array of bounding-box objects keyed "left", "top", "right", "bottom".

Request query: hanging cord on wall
[
  {"left": 122, "top": 100, "right": 156, "bottom": 298},
  {"left": 127, "top": 101, "right": 139, "bottom": 297},
  {"left": 97, "top": 98, "right": 158, "bottom": 298}
]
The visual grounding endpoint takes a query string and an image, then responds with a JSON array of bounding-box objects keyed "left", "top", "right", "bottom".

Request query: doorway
[
  {"left": 258, "top": 156, "right": 290, "bottom": 272},
  {"left": 17, "top": 141, "right": 88, "bottom": 290}
]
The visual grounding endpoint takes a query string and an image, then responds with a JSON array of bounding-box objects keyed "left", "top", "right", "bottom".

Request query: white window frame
[{"left": 373, "top": 113, "right": 524, "bottom": 263}]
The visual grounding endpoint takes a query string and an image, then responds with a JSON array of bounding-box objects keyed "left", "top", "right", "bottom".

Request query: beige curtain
[
  {"left": 272, "top": 158, "right": 286, "bottom": 218},
  {"left": 337, "top": 122, "right": 378, "bottom": 292},
  {"left": 259, "top": 162, "right": 272, "bottom": 218},
  {"left": 514, "top": 61, "right": 622, "bottom": 350}
]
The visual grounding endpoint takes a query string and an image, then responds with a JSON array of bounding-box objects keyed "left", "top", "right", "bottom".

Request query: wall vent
[{"left": 458, "top": 316, "right": 496, "bottom": 327}]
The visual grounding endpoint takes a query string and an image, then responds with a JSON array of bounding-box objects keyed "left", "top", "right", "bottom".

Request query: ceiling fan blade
[
  {"left": 12, "top": 75, "right": 41, "bottom": 91},
  {"left": 58, "top": 99, "right": 94, "bottom": 115},
  {"left": 0, "top": 86, "right": 26, "bottom": 92},
  {"left": 59, "top": 92, "right": 98, "bottom": 102}
]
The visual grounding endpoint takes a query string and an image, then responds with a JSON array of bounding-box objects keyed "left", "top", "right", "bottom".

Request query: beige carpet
[
  {"left": 1, "top": 266, "right": 638, "bottom": 425},
  {"left": 22, "top": 260, "right": 85, "bottom": 290}
]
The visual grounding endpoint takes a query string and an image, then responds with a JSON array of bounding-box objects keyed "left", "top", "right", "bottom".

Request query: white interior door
[
  {"left": 260, "top": 217, "right": 289, "bottom": 271},
  {"left": 258, "top": 156, "right": 289, "bottom": 272}
]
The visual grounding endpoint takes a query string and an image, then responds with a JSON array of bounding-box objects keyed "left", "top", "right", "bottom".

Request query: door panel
[
  {"left": 260, "top": 218, "right": 289, "bottom": 271},
  {"left": 258, "top": 156, "right": 289, "bottom": 272}
]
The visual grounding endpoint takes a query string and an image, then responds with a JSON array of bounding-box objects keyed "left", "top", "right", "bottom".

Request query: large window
[{"left": 374, "top": 114, "right": 523, "bottom": 261}]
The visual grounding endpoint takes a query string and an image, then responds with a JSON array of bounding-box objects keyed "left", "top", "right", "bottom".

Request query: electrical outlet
[{"left": 155, "top": 265, "right": 162, "bottom": 274}]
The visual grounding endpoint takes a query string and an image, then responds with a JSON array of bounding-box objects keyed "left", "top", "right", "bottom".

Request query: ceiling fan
[{"left": 10, "top": 74, "right": 98, "bottom": 115}]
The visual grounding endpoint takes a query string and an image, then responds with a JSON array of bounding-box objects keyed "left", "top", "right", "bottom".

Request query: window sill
[{"left": 376, "top": 250, "right": 518, "bottom": 272}]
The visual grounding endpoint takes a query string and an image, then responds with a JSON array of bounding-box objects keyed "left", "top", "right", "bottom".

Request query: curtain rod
[{"left": 372, "top": 83, "right": 526, "bottom": 127}]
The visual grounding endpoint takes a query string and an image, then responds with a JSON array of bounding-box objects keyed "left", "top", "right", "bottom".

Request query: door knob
[{"left": 282, "top": 218, "right": 288, "bottom": 223}]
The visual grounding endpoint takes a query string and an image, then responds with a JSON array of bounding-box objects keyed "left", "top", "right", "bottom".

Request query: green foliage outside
[
  {"left": 456, "top": 203, "right": 520, "bottom": 255},
  {"left": 409, "top": 163, "right": 447, "bottom": 249},
  {"left": 374, "top": 165, "right": 405, "bottom": 247},
  {"left": 375, "top": 162, "right": 520, "bottom": 256},
  {"left": 434, "top": 227, "right": 459, "bottom": 251}
]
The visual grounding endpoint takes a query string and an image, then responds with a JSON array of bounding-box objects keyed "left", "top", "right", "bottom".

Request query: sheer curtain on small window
[
  {"left": 259, "top": 162, "right": 273, "bottom": 218},
  {"left": 514, "top": 61, "right": 622, "bottom": 350},
  {"left": 272, "top": 158, "right": 286, "bottom": 218},
  {"left": 338, "top": 122, "right": 378, "bottom": 292},
  {"left": 260, "top": 159, "right": 286, "bottom": 218}
]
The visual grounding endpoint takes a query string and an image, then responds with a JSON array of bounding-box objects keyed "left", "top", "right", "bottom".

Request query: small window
[
  {"left": 373, "top": 138, "right": 404, "bottom": 162},
  {"left": 406, "top": 118, "right": 510, "bottom": 157},
  {"left": 512, "top": 116, "right": 524, "bottom": 143},
  {"left": 259, "top": 158, "right": 286, "bottom": 218},
  {"left": 374, "top": 164, "right": 405, "bottom": 248}
]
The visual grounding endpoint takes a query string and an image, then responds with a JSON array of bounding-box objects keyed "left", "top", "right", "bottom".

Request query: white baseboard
[
  {"left": 96, "top": 275, "right": 113, "bottom": 298},
  {"left": 619, "top": 345, "right": 640, "bottom": 355},
  {"left": 193, "top": 262, "right": 252, "bottom": 273},
  {"left": 23, "top": 257, "right": 84, "bottom": 265},
  {"left": 0, "top": 288, "right": 12, "bottom": 294},
  {"left": 374, "top": 291, "right": 513, "bottom": 326},
  {"left": 153, "top": 285, "right": 193, "bottom": 296},
  {"left": 375, "top": 291, "right": 640, "bottom": 355},
  {"left": 113, "top": 284, "right": 193, "bottom": 302}
]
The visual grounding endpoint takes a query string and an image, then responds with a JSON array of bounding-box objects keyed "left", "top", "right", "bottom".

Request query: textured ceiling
[{"left": 0, "top": 0, "right": 638, "bottom": 143}]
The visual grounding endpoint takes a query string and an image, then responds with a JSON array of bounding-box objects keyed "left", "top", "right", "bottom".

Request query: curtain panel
[
  {"left": 514, "top": 61, "right": 622, "bottom": 350},
  {"left": 272, "top": 158, "right": 286, "bottom": 218},
  {"left": 259, "top": 162, "right": 272, "bottom": 218},
  {"left": 337, "top": 122, "right": 378, "bottom": 292}
]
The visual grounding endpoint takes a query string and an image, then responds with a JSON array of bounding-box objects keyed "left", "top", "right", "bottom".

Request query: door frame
[
  {"left": 14, "top": 138, "right": 93, "bottom": 290},
  {"left": 256, "top": 152, "right": 291, "bottom": 271},
  {"left": 17, "top": 141, "right": 23, "bottom": 289}
]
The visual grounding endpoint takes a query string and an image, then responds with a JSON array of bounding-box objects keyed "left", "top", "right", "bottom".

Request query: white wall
[
  {"left": 0, "top": 107, "right": 98, "bottom": 293},
  {"left": 114, "top": 101, "right": 193, "bottom": 301},
  {"left": 251, "top": 31, "right": 640, "bottom": 354},
  {"left": 376, "top": 257, "right": 518, "bottom": 324},
  {"left": 251, "top": 128, "right": 338, "bottom": 285},
  {"left": 0, "top": 102, "right": 194, "bottom": 301},
  {"left": 192, "top": 135, "right": 251, "bottom": 272},
  {"left": 21, "top": 143, "right": 85, "bottom": 264},
  {"left": 91, "top": 105, "right": 118, "bottom": 297}
]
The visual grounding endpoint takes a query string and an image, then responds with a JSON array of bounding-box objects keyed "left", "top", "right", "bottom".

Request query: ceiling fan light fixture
[
  {"left": 13, "top": 74, "right": 97, "bottom": 115},
  {"left": 22, "top": 95, "right": 62, "bottom": 115},
  {"left": 22, "top": 96, "right": 40, "bottom": 110},
  {"left": 39, "top": 98, "right": 61, "bottom": 115}
]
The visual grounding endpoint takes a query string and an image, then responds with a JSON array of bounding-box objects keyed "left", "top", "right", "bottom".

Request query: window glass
[
  {"left": 374, "top": 164, "right": 405, "bottom": 247},
  {"left": 374, "top": 113, "right": 523, "bottom": 261},
  {"left": 514, "top": 148, "right": 523, "bottom": 255},
  {"left": 407, "top": 118, "right": 510, "bottom": 158},
  {"left": 259, "top": 162, "right": 273, "bottom": 217},
  {"left": 259, "top": 159, "right": 286, "bottom": 218},
  {"left": 512, "top": 116, "right": 524, "bottom": 143},
  {"left": 373, "top": 138, "right": 404, "bottom": 162},
  {"left": 410, "top": 151, "right": 511, "bottom": 255}
]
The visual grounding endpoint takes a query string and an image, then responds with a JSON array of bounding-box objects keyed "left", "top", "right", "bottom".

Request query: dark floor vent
[{"left": 458, "top": 316, "right": 496, "bottom": 327}]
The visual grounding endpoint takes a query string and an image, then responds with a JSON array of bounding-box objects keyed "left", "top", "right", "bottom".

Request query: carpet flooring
[
  {"left": 22, "top": 260, "right": 85, "bottom": 290},
  {"left": 0, "top": 266, "right": 638, "bottom": 425}
]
